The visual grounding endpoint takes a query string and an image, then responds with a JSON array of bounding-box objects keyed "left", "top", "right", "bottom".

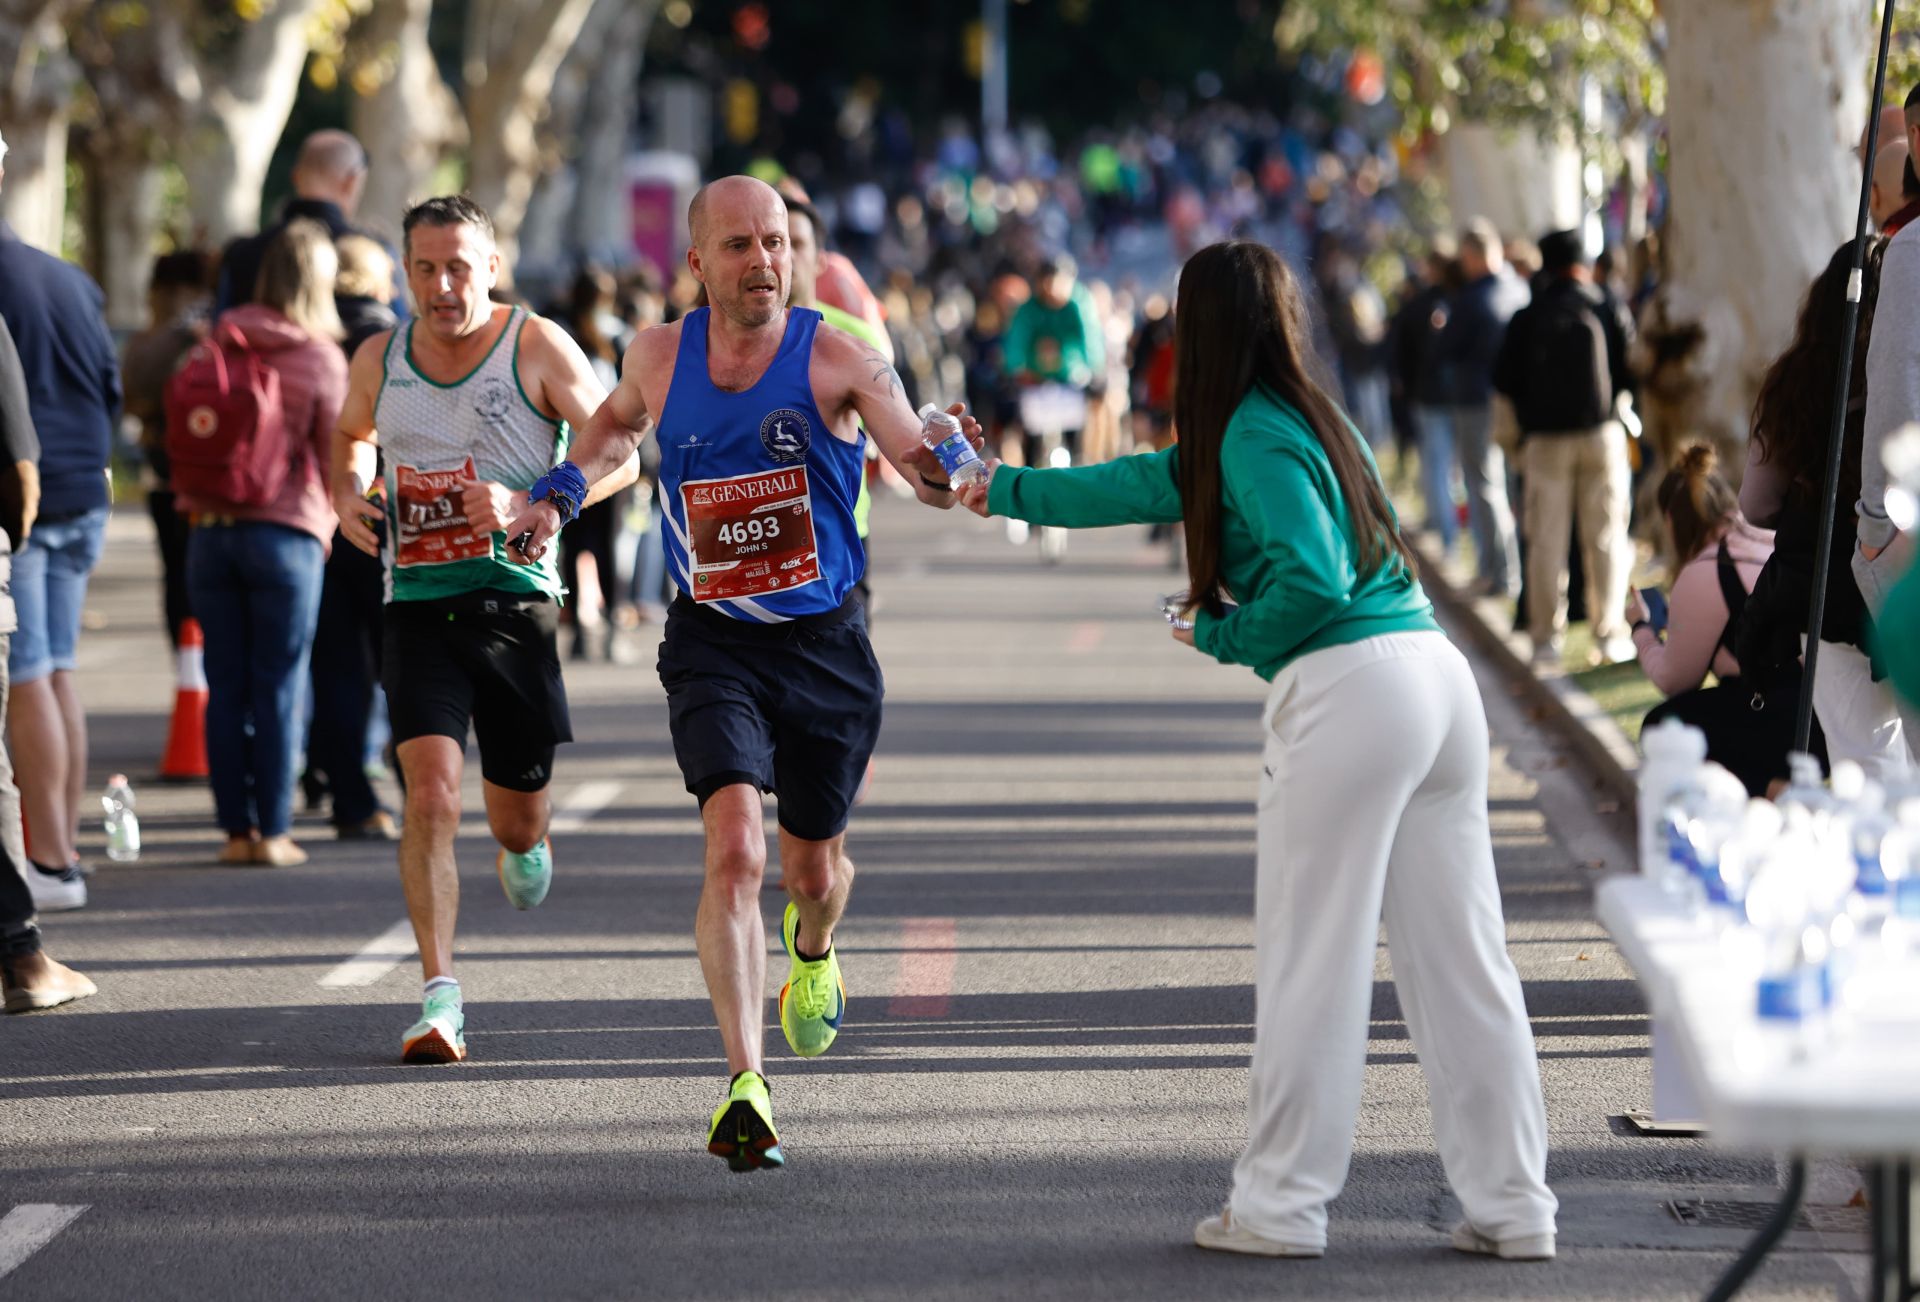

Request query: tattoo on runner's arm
[{"left": 865, "top": 348, "right": 901, "bottom": 399}]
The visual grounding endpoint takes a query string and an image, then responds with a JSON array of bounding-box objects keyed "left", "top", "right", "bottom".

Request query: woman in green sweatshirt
[{"left": 959, "top": 241, "right": 1558, "bottom": 1262}]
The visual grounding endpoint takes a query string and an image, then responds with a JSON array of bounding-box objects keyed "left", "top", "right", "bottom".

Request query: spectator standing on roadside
[
  {"left": 304, "top": 233, "right": 399, "bottom": 840},
  {"left": 217, "top": 130, "right": 401, "bottom": 320},
  {"left": 1395, "top": 241, "right": 1460, "bottom": 553},
  {"left": 178, "top": 221, "right": 347, "bottom": 867},
  {"left": 0, "top": 126, "right": 121, "bottom": 890},
  {"left": 1494, "top": 230, "right": 1636, "bottom": 668},
  {"left": 1438, "top": 219, "right": 1527, "bottom": 598},
  {"left": 553, "top": 265, "right": 633, "bottom": 661},
  {"left": 120, "top": 250, "right": 212, "bottom": 649},
  {"left": 0, "top": 312, "right": 92, "bottom": 1010}
]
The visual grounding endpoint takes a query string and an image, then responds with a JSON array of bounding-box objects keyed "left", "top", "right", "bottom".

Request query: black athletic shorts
[
  {"left": 382, "top": 589, "right": 573, "bottom": 792},
  {"left": 657, "top": 593, "right": 883, "bottom": 842}
]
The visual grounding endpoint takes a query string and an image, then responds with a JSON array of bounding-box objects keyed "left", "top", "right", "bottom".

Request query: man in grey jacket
[{"left": 0, "top": 314, "right": 94, "bottom": 1011}]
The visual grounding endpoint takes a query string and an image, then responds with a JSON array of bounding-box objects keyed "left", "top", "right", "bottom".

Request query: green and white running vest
[{"left": 374, "top": 306, "right": 570, "bottom": 603}]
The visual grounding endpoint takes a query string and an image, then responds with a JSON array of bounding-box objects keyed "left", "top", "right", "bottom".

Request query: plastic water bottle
[
  {"left": 1663, "top": 763, "right": 1748, "bottom": 918},
  {"left": 102, "top": 774, "right": 139, "bottom": 863},
  {"left": 1744, "top": 804, "right": 1829, "bottom": 1059},
  {"left": 918, "top": 405, "right": 988, "bottom": 490},
  {"left": 1640, "top": 720, "right": 1707, "bottom": 883}
]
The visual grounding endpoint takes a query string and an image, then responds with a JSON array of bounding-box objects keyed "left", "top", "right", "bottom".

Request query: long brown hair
[
  {"left": 1173, "top": 241, "right": 1413, "bottom": 615},
  {"left": 256, "top": 219, "right": 343, "bottom": 342},
  {"left": 1751, "top": 237, "right": 1884, "bottom": 512},
  {"left": 1656, "top": 444, "right": 1739, "bottom": 566}
]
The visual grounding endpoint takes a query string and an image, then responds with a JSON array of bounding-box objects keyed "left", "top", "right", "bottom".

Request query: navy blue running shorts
[{"left": 657, "top": 594, "right": 883, "bottom": 842}]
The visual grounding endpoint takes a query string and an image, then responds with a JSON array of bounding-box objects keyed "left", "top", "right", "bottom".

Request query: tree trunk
[
  {"left": 347, "top": 0, "right": 465, "bottom": 247},
  {"left": 83, "top": 151, "right": 164, "bottom": 329},
  {"left": 517, "top": 0, "right": 656, "bottom": 282},
  {"left": 0, "top": 0, "right": 80, "bottom": 252},
  {"left": 462, "top": 0, "right": 602, "bottom": 273},
  {"left": 1659, "top": 0, "right": 1867, "bottom": 471},
  {"left": 1439, "top": 121, "right": 1584, "bottom": 237},
  {"left": 178, "top": 0, "right": 327, "bottom": 244},
  {"left": 568, "top": 0, "right": 654, "bottom": 257}
]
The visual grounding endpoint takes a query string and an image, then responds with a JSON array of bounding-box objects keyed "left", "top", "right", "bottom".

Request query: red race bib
[
  {"left": 680, "top": 466, "right": 819, "bottom": 603},
  {"left": 394, "top": 458, "right": 492, "bottom": 568}
]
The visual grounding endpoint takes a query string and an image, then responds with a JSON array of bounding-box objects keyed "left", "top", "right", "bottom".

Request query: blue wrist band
[{"left": 528, "top": 461, "right": 589, "bottom": 526}]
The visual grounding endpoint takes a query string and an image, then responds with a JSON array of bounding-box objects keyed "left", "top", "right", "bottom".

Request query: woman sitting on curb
[{"left": 1631, "top": 445, "right": 1805, "bottom": 795}]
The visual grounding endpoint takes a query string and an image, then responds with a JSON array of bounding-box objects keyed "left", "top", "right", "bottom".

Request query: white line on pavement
[
  {"left": 0, "top": 1205, "right": 87, "bottom": 1281},
  {"left": 549, "top": 780, "right": 624, "bottom": 834},
  {"left": 318, "top": 919, "right": 417, "bottom": 989}
]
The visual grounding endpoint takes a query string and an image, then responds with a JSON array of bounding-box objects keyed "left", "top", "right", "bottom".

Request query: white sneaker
[
  {"left": 1193, "top": 1211, "right": 1324, "bottom": 1258},
  {"left": 1005, "top": 518, "right": 1030, "bottom": 545},
  {"left": 25, "top": 864, "right": 86, "bottom": 913},
  {"left": 1451, "top": 1221, "right": 1556, "bottom": 1261},
  {"left": 1593, "top": 635, "right": 1638, "bottom": 667},
  {"left": 1529, "top": 642, "right": 1563, "bottom": 673}
]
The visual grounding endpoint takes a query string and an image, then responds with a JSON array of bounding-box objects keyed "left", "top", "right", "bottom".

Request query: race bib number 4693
[
  {"left": 680, "top": 466, "right": 819, "bottom": 603},
  {"left": 395, "top": 457, "right": 492, "bottom": 568}
]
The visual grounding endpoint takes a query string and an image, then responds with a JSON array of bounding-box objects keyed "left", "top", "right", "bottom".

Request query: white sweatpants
[
  {"left": 1810, "top": 639, "right": 1913, "bottom": 782},
  {"left": 1229, "top": 632, "right": 1558, "bottom": 1249}
]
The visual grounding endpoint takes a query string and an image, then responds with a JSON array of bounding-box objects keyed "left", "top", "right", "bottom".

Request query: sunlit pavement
[{"left": 1, "top": 500, "right": 1867, "bottom": 1300}]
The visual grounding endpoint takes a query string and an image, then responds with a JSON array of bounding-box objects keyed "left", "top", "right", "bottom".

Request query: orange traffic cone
[{"left": 159, "top": 618, "right": 209, "bottom": 782}]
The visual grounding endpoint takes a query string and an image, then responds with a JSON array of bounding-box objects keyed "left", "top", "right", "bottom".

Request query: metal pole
[
  {"left": 983, "top": 0, "right": 1008, "bottom": 154},
  {"left": 1797, "top": 0, "right": 1900, "bottom": 753}
]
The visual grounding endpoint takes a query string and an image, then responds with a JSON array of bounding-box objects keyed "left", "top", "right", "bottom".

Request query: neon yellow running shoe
[
  {"left": 779, "top": 902, "right": 845, "bottom": 1058},
  {"left": 707, "top": 1070, "right": 784, "bottom": 1172},
  {"left": 497, "top": 839, "right": 552, "bottom": 911}
]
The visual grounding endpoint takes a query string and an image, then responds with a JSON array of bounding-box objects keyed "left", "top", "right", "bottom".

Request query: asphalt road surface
[{"left": 1, "top": 498, "right": 1870, "bottom": 1300}]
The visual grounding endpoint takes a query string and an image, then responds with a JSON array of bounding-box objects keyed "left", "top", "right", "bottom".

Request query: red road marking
[
  {"left": 888, "top": 917, "right": 957, "bottom": 1018},
  {"left": 1066, "top": 622, "right": 1104, "bottom": 653}
]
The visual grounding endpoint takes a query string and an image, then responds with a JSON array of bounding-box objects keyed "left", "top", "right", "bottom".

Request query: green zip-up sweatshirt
[{"left": 987, "top": 384, "right": 1439, "bottom": 680}]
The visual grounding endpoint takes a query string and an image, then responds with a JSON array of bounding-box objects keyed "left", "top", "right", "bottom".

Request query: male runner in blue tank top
[{"left": 506, "top": 175, "right": 980, "bottom": 1170}]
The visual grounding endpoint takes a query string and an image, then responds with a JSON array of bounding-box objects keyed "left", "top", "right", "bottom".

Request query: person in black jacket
[
  {"left": 0, "top": 314, "right": 95, "bottom": 1012},
  {"left": 217, "top": 130, "right": 403, "bottom": 320},
  {"left": 304, "top": 234, "right": 400, "bottom": 840},
  {"left": 1739, "top": 238, "right": 1905, "bottom": 780},
  {"left": 1394, "top": 240, "right": 1462, "bottom": 553},
  {"left": 1494, "top": 230, "right": 1636, "bottom": 669}
]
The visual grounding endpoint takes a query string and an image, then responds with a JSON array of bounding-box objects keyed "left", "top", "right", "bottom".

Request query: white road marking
[
  {"left": 318, "top": 919, "right": 417, "bottom": 989},
  {"left": 0, "top": 1205, "right": 87, "bottom": 1280},
  {"left": 549, "top": 780, "right": 623, "bottom": 834}
]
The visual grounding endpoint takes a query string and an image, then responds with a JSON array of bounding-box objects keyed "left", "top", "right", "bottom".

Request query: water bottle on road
[
  {"left": 919, "top": 405, "right": 988, "bottom": 491},
  {"left": 103, "top": 774, "right": 140, "bottom": 863}
]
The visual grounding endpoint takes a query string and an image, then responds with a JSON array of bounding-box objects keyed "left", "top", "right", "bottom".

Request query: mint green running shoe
[
  {"left": 498, "top": 839, "right": 552, "bottom": 910},
  {"left": 779, "top": 902, "right": 845, "bottom": 1058},
  {"left": 401, "top": 985, "right": 466, "bottom": 1064}
]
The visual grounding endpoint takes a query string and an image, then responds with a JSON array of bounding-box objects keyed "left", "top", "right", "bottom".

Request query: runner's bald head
[{"left": 688, "top": 175, "right": 786, "bottom": 251}]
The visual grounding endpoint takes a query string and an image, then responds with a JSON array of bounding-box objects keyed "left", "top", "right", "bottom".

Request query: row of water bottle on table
[{"left": 1640, "top": 719, "right": 1920, "bottom": 1062}]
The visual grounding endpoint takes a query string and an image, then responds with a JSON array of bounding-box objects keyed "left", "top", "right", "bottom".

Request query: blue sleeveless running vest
[{"left": 656, "top": 307, "right": 866, "bottom": 623}]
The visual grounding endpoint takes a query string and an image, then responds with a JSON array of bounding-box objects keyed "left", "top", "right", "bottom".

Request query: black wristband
[
  {"left": 1631, "top": 619, "right": 1652, "bottom": 635},
  {"left": 921, "top": 475, "right": 953, "bottom": 492}
]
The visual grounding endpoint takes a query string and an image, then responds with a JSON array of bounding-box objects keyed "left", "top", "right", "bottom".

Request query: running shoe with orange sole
[{"left": 400, "top": 985, "right": 466, "bottom": 1063}]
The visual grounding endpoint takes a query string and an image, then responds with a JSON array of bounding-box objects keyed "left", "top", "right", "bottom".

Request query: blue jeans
[
  {"left": 188, "top": 522, "right": 325, "bottom": 838},
  {"left": 9, "top": 506, "right": 110, "bottom": 685},
  {"left": 1413, "top": 404, "right": 1457, "bottom": 553},
  {"left": 1451, "top": 403, "right": 1520, "bottom": 593}
]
